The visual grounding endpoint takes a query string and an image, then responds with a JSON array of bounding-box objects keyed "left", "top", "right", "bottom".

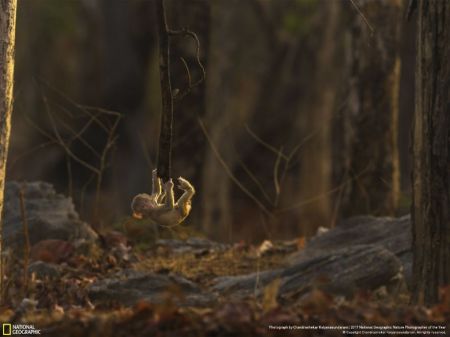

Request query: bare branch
[
  {"left": 66, "top": 154, "right": 73, "bottom": 200},
  {"left": 276, "top": 164, "right": 371, "bottom": 213},
  {"left": 199, "top": 118, "right": 272, "bottom": 217},
  {"left": 180, "top": 57, "right": 191, "bottom": 87},
  {"left": 56, "top": 111, "right": 102, "bottom": 159},
  {"left": 244, "top": 124, "right": 288, "bottom": 161},
  {"left": 273, "top": 146, "right": 283, "bottom": 207},
  {"left": 43, "top": 96, "right": 101, "bottom": 175},
  {"left": 7, "top": 140, "right": 56, "bottom": 171},
  {"left": 348, "top": 0, "right": 375, "bottom": 34},
  {"left": 38, "top": 79, "right": 121, "bottom": 132},
  {"left": 18, "top": 187, "right": 30, "bottom": 295},
  {"left": 169, "top": 28, "right": 206, "bottom": 101},
  {"left": 237, "top": 158, "right": 273, "bottom": 205}
]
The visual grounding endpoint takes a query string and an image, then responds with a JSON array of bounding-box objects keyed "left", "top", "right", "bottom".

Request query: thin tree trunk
[
  {"left": 201, "top": 1, "right": 237, "bottom": 238},
  {"left": 297, "top": 0, "right": 340, "bottom": 234},
  {"left": 201, "top": 0, "right": 261, "bottom": 239},
  {"left": 156, "top": 0, "right": 173, "bottom": 182},
  {"left": 0, "top": 0, "right": 18, "bottom": 298},
  {"left": 412, "top": 0, "right": 450, "bottom": 306},
  {"left": 335, "top": 0, "right": 401, "bottom": 218}
]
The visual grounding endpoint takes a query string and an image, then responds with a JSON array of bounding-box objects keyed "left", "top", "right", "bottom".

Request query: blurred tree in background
[{"left": 332, "top": 0, "right": 402, "bottom": 218}]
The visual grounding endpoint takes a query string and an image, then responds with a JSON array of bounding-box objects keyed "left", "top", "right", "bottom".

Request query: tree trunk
[
  {"left": 334, "top": 0, "right": 401, "bottom": 218},
  {"left": 156, "top": 0, "right": 173, "bottom": 182},
  {"left": 412, "top": 0, "right": 450, "bottom": 306},
  {"left": 200, "top": 0, "right": 238, "bottom": 238},
  {"left": 297, "top": 0, "right": 340, "bottom": 235},
  {"left": 201, "top": 0, "right": 263, "bottom": 239},
  {"left": 0, "top": 0, "right": 17, "bottom": 296}
]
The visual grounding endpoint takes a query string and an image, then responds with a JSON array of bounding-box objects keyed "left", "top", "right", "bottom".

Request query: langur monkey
[{"left": 131, "top": 169, "right": 195, "bottom": 226}]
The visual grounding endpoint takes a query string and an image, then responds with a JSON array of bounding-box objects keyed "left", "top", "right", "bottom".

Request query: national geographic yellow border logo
[
  {"left": 2, "top": 323, "right": 40, "bottom": 335},
  {"left": 2, "top": 323, "right": 11, "bottom": 336}
]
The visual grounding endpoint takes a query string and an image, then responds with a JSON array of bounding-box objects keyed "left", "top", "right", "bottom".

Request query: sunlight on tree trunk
[
  {"left": 0, "top": 0, "right": 18, "bottom": 300},
  {"left": 412, "top": 0, "right": 450, "bottom": 306}
]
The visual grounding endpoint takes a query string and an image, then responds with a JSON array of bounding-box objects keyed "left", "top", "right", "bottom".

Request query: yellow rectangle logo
[{"left": 2, "top": 323, "right": 11, "bottom": 336}]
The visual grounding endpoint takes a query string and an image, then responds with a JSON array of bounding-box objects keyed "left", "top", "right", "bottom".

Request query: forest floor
[{"left": 0, "top": 225, "right": 448, "bottom": 337}]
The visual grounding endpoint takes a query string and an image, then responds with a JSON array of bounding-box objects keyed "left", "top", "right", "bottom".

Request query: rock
[
  {"left": 279, "top": 245, "right": 403, "bottom": 299},
  {"left": 212, "top": 269, "right": 283, "bottom": 298},
  {"left": 155, "top": 237, "right": 230, "bottom": 255},
  {"left": 12, "top": 298, "right": 39, "bottom": 320},
  {"left": 28, "top": 261, "right": 61, "bottom": 279},
  {"left": 212, "top": 216, "right": 411, "bottom": 301},
  {"left": 288, "top": 215, "right": 412, "bottom": 285},
  {"left": 211, "top": 245, "right": 403, "bottom": 301},
  {"left": 88, "top": 270, "right": 216, "bottom": 307},
  {"left": 308, "top": 215, "right": 410, "bottom": 257},
  {"left": 3, "top": 181, "right": 98, "bottom": 249}
]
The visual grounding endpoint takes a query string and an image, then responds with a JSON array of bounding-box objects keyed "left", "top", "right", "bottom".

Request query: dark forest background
[{"left": 8, "top": 0, "right": 415, "bottom": 243}]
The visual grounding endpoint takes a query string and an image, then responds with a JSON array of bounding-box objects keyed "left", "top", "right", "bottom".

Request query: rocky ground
[{"left": 0, "top": 182, "right": 448, "bottom": 336}]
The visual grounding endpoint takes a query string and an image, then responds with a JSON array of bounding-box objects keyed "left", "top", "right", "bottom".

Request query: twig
[
  {"left": 7, "top": 140, "right": 56, "bottom": 171},
  {"left": 258, "top": 209, "right": 272, "bottom": 239},
  {"left": 168, "top": 28, "right": 206, "bottom": 101},
  {"left": 43, "top": 96, "right": 101, "bottom": 175},
  {"left": 38, "top": 79, "right": 119, "bottom": 132},
  {"left": 179, "top": 57, "right": 191, "bottom": 88},
  {"left": 55, "top": 108, "right": 103, "bottom": 159},
  {"left": 198, "top": 118, "right": 272, "bottom": 217},
  {"left": 34, "top": 83, "right": 122, "bottom": 222},
  {"left": 80, "top": 172, "right": 96, "bottom": 217},
  {"left": 254, "top": 256, "right": 261, "bottom": 298},
  {"left": 348, "top": 0, "right": 375, "bottom": 34},
  {"left": 244, "top": 125, "right": 315, "bottom": 207},
  {"left": 244, "top": 125, "right": 288, "bottom": 161},
  {"left": 66, "top": 155, "right": 73, "bottom": 200},
  {"left": 273, "top": 146, "right": 283, "bottom": 206},
  {"left": 330, "top": 182, "right": 345, "bottom": 228},
  {"left": 77, "top": 104, "right": 122, "bottom": 117},
  {"left": 276, "top": 165, "right": 371, "bottom": 213},
  {"left": 18, "top": 187, "right": 30, "bottom": 296},
  {"left": 274, "top": 136, "right": 315, "bottom": 206},
  {"left": 237, "top": 158, "right": 272, "bottom": 205},
  {"left": 94, "top": 116, "right": 121, "bottom": 220}
]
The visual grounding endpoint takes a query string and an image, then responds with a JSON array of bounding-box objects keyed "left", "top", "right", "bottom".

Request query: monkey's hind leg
[{"left": 176, "top": 177, "right": 195, "bottom": 216}]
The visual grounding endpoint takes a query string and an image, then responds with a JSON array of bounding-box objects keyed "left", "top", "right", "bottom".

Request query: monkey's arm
[
  {"left": 163, "top": 179, "right": 175, "bottom": 209},
  {"left": 152, "top": 169, "right": 162, "bottom": 196}
]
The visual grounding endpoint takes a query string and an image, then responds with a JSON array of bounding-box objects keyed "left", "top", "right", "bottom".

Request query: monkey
[{"left": 131, "top": 169, "right": 195, "bottom": 227}]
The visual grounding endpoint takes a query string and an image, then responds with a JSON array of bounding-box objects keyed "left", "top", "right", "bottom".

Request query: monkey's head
[{"left": 131, "top": 193, "right": 157, "bottom": 219}]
